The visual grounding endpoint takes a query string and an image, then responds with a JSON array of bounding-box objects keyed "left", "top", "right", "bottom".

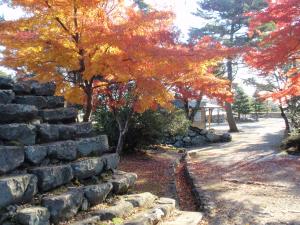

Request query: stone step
[
  {"left": 42, "top": 189, "right": 83, "bottom": 224},
  {"left": 27, "top": 154, "right": 119, "bottom": 192},
  {"left": 0, "top": 145, "right": 24, "bottom": 174},
  {"left": 0, "top": 89, "right": 15, "bottom": 104},
  {"left": 71, "top": 122, "right": 93, "bottom": 137},
  {"left": 0, "top": 76, "right": 14, "bottom": 89},
  {"left": 0, "top": 174, "right": 38, "bottom": 209},
  {"left": 39, "top": 107, "right": 78, "bottom": 123},
  {"left": 70, "top": 192, "right": 156, "bottom": 225},
  {"left": 0, "top": 104, "right": 38, "bottom": 123},
  {"left": 14, "top": 95, "right": 64, "bottom": 109},
  {"left": 37, "top": 172, "right": 137, "bottom": 224},
  {"left": 36, "top": 123, "right": 95, "bottom": 144},
  {"left": 12, "top": 80, "right": 56, "bottom": 96},
  {"left": 25, "top": 135, "right": 109, "bottom": 165},
  {"left": 161, "top": 211, "right": 203, "bottom": 225},
  {"left": 15, "top": 206, "right": 50, "bottom": 225},
  {"left": 31, "top": 81, "right": 56, "bottom": 96},
  {"left": 0, "top": 123, "right": 36, "bottom": 145},
  {"left": 123, "top": 198, "right": 176, "bottom": 225},
  {"left": 76, "top": 135, "right": 109, "bottom": 157},
  {"left": 29, "top": 164, "right": 74, "bottom": 192},
  {"left": 109, "top": 170, "right": 138, "bottom": 195}
]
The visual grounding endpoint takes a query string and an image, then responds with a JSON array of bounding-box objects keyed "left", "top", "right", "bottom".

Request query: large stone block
[
  {"left": 71, "top": 157, "right": 104, "bottom": 179},
  {"left": 42, "top": 190, "right": 83, "bottom": 224},
  {"left": 0, "top": 123, "right": 36, "bottom": 145},
  {"left": 76, "top": 135, "right": 109, "bottom": 157},
  {"left": 13, "top": 81, "right": 32, "bottom": 95},
  {"left": 110, "top": 171, "right": 137, "bottom": 194},
  {"left": 0, "top": 146, "right": 24, "bottom": 174},
  {"left": 0, "top": 174, "right": 38, "bottom": 208},
  {"left": 31, "top": 82, "right": 56, "bottom": 96},
  {"left": 102, "top": 153, "right": 120, "bottom": 170},
  {"left": 92, "top": 200, "right": 134, "bottom": 220},
  {"left": 47, "top": 140, "right": 77, "bottom": 161},
  {"left": 15, "top": 206, "right": 50, "bottom": 225},
  {"left": 45, "top": 96, "right": 64, "bottom": 108},
  {"left": 0, "top": 90, "right": 15, "bottom": 104},
  {"left": 14, "top": 96, "right": 47, "bottom": 109},
  {"left": 0, "top": 104, "right": 38, "bottom": 123},
  {"left": 24, "top": 145, "right": 48, "bottom": 165},
  {"left": 82, "top": 183, "right": 113, "bottom": 206},
  {"left": 191, "top": 135, "right": 207, "bottom": 146},
  {"left": 72, "top": 122, "right": 93, "bottom": 137},
  {"left": 29, "top": 165, "right": 73, "bottom": 192},
  {"left": 0, "top": 76, "right": 14, "bottom": 89},
  {"left": 206, "top": 132, "right": 222, "bottom": 143},
  {"left": 36, "top": 124, "right": 59, "bottom": 143},
  {"left": 36, "top": 124, "right": 77, "bottom": 143},
  {"left": 39, "top": 107, "right": 77, "bottom": 123},
  {"left": 124, "top": 192, "right": 157, "bottom": 208}
]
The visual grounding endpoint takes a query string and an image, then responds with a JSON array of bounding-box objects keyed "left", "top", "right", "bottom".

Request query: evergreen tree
[
  {"left": 251, "top": 92, "right": 267, "bottom": 120},
  {"left": 232, "top": 86, "right": 251, "bottom": 120},
  {"left": 189, "top": 0, "right": 267, "bottom": 131}
]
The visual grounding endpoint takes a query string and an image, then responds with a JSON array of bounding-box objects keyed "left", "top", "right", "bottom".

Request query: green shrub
[
  {"left": 281, "top": 130, "right": 300, "bottom": 154},
  {"left": 93, "top": 108, "right": 190, "bottom": 152}
]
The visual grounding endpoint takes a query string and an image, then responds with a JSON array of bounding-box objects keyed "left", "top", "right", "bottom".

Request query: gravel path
[{"left": 186, "top": 119, "right": 300, "bottom": 225}]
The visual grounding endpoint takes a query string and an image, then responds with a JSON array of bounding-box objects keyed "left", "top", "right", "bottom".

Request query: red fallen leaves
[
  {"left": 175, "top": 163, "right": 198, "bottom": 211},
  {"left": 118, "top": 151, "right": 175, "bottom": 196},
  {"left": 118, "top": 150, "right": 198, "bottom": 211}
]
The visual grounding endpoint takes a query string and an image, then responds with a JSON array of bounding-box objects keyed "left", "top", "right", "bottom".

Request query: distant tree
[
  {"left": 133, "top": 0, "right": 150, "bottom": 13},
  {"left": 244, "top": 73, "right": 291, "bottom": 131},
  {"left": 232, "top": 86, "right": 251, "bottom": 120},
  {"left": 251, "top": 91, "right": 267, "bottom": 120},
  {"left": 189, "top": 0, "right": 267, "bottom": 132}
]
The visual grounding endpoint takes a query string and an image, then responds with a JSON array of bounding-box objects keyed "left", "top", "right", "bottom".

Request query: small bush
[
  {"left": 93, "top": 108, "right": 190, "bottom": 152},
  {"left": 281, "top": 131, "right": 300, "bottom": 154}
]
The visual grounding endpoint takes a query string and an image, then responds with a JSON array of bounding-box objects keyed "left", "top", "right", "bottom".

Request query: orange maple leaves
[{"left": 0, "top": 0, "right": 232, "bottom": 118}]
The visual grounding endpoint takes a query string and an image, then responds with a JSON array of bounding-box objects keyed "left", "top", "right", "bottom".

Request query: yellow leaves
[{"left": 64, "top": 86, "right": 86, "bottom": 105}]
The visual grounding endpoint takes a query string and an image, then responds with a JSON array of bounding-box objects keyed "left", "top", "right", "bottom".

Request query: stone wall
[{"left": 0, "top": 77, "right": 135, "bottom": 224}]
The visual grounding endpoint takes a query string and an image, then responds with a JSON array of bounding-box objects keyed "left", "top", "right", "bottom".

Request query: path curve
[{"left": 186, "top": 118, "right": 300, "bottom": 225}]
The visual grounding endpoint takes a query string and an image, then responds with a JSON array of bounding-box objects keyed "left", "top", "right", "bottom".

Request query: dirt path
[{"left": 186, "top": 118, "right": 300, "bottom": 225}]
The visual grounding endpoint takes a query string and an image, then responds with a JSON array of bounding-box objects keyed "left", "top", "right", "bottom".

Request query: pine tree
[
  {"left": 232, "top": 86, "right": 252, "bottom": 120},
  {"left": 189, "top": 0, "right": 266, "bottom": 131}
]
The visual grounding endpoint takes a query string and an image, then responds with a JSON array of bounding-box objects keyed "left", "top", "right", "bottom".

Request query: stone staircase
[{"left": 0, "top": 77, "right": 203, "bottom": 225}]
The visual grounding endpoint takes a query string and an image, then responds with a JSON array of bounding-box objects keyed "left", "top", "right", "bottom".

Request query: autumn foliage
[
  {"left": 0, "top": 0, "right": 233, "bottom": 152},
  {"left": 246, "top": 0, "right": 300, "bottom": 100}
]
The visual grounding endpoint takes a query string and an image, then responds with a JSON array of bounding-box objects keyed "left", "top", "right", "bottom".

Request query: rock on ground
[{"left": 15, "top": 206, "right": 50, "bottom": 225}]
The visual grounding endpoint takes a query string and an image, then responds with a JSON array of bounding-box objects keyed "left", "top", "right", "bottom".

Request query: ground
[
  {"left": 118, "top": 149, "right": 198, "bottom": 211},
  {"left": 187, "top": 118, "right": 300, "bottom": 225}
]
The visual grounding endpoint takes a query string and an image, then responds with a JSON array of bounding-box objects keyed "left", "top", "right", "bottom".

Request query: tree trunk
[
  {"left": 279, "top": 105, "right": 290, "bottom": 132},
  {"left": 115, "top": 114, "right": 130, "bottom": 155},
  {"left": 226, "top": 58, "right": 239, "bottom": 132},
  {"left": 189, "top": 97, "right": 202, "bottom": 122},
  {"left": 183, "top": 100, "right": 190, "bottom": 120},
  {"left": 116, "top": 132, "right": 125, "bottom": 155},
  {"left": 83, "top": 89, "right": 93, "bottom": 122}
]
